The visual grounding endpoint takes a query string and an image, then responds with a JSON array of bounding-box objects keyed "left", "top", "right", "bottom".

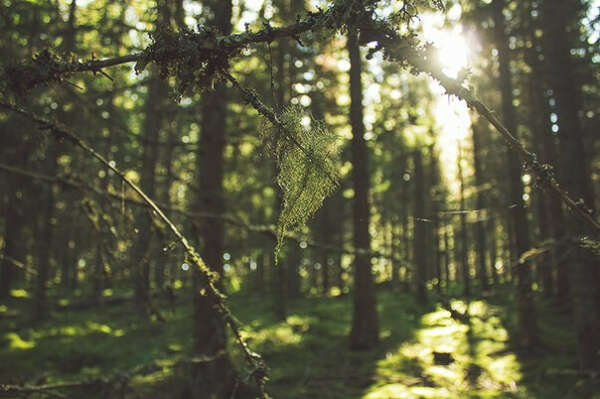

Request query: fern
[{"left": 261, "top": 106, "right": 340, "bottom": 262}]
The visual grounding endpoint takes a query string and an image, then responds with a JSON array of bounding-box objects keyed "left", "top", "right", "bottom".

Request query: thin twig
[{"left": 0, "top": 254, "right": 38, "bottom": 276}]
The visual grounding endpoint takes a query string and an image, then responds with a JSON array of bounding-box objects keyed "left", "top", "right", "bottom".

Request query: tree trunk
[
  {"left": 457, "top": 144, "right": 470, "bottom": 298},
  {"left": 541, "top": 0, "right": 600, "bottom": 369},
  {"left": 285, "top": 242, "right": 300, "bottom": 299},
  {"left": 488, "top": 216, "right": 499, "bottom": 286},
  {"left": 321, "top": 246, "right": 330, "bottom": 295},
  {"left": 413, "top": 150, "right": 428, "bottom": 302},
  {"left": 522, "top": 0, "right": 564, "bottom": 300},
  {"left": 400, "top": 153, "right": 411, "bottom": 285},
  {"left": 428, "top": 148, "right": 442, "bottom": 293},
  {"left": 493, "top": 0, "right": 538, "bottom": 351},
  {"left": 347, "top": 29, "right": 378, "bottom": 350},
  {"left": 132, "top": 74, "right": 167, "bottom": 315},
  {"left": 0, "top": 190, "right": 25, "bottom": 298},
  {"left": 271, "top": 34, "right": 289, "bottom": 318},
  {"left": 274, "top": 251, "right": 288, "bottom": 320},
  {"left": 34, "top": 146, "right": 57, "bottom": 321},
  {"left": 443, "top": 223, "right": 451, "bottom": 289},
  {"left": 391, "top": 220, "right": 399, "bottom": 284},
  {"left": 154, "top": 115, "right": 177, "bottom": 292},
  {"left": 312, "top": 89, "right": 332, "bottom": 296},
  {"left": 188, "top": 1, "right": 238, "bottom": 396},
  {"left": 471, "top": 122, "right": 489, "bottom": 290},
  {"left": 256, "top": 252, "right": 266, "bottom": 293},
  {"left": 0, "top": 129, "right": 30, "bottom": 298}
]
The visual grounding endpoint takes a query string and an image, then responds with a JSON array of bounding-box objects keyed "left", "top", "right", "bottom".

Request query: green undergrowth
[{"left": 1, "top": 286, "right": 598, "bottom": 398}]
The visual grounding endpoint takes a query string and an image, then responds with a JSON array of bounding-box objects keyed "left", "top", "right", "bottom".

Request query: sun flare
[
  {"left": 421, "top": 16, "right": 478, "bottom": 194},
  {"left": 435, "top": 30, "right": 470, "bottom": 79}
]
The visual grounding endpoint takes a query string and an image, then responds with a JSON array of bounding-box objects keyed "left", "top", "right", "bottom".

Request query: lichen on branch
[
  {"left": 3, "top": 50, "right": 75, "bottom": 96},
  {"left": 134, "top": 26, "right": 235, "bottom": 99},
  {"left": 261, "top": 106, "right": 340, "bottom": 260}
]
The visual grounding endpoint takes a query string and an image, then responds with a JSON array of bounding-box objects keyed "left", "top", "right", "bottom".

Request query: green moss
[
  {"left": 5, "top": 332, "right": 36, "bottom": 350},
  {"left": 10, "top": 289, "right": 29, "bottom": 298},
  {"left": 0, "top": 288, "right": 596, "bottom": 398}
]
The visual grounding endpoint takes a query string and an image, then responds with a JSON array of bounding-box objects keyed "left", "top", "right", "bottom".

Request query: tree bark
[
  {"left": 0, "top": 189, "right": 25, "bottom": 298},
  {"left": 471, "top": 122, "right": 489, "bottom": 291},
  {"left": 488, "top": 216, "right": 499, "bottom": 286},
  {"left": 541, "top": 0, "right": 600, "bottom": 369},
  {"left": 272, "top": 33, "right": 289, "bottom": 318},
  {"left": 131, "top": 74, "right": 166, "bottom": 315},
  {"left": 522, "top": 0, "right": 564, "bottom": 300},
  {"left": 347, "top": 29, "right": 378, "bottom": 350},
  {"left": 188, "top": 1, "right": 238, "bottom": 396},
  {"left": 33, "top": 146, "right": 57, "bottom": 321},
  {"left": 413, "top": 150, "right": 428, "bottom": 302},
  {"left": 443, "top": 223, "right": 451, "bottom": 289},
  {"left": 457, "top": 144, "right": 470, "bottom": 298},
  {"left": 493, "top": 0, "right": 538, "bottom": 351},
  {"left": 429, "top": 148, "right": 442, "bottom": 293}
]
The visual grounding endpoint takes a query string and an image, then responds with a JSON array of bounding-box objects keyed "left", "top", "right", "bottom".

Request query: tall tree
[
  {"left": 189, "top": 0, "right": 237, "bottom": 395},
  {"left": 471, "top": 121, "right": 489, "bottom": 291},
  {"left": 273, "top": 26, "right": 288, "bottom": 320},
  {"left": 131, "top": 3, "right": 170, "bottom": 316},
  {"left": 428, "top": 146, "right": 443, "bottom": 293},
  {"left": 413, "top": 149, "right": 427, "bottom": 302},
  {"left": 457, "top": 144, "right": 470, "bottom": 297},
  {"left": 0, "top": 127, "right": 30, "bottom": 298},
  {"left": 32, "top": 0, "right": 81, "bottom": 320},
  {"left": 33, "top": 147, "right": 57, "bottom": 320},
  {"left": 541, "top": 0, "right": 600, "bottom": 370},
  {"left": 347, "top": 27, "right": 379, "bottom": 349},
  {"left": 493, "top": 0, "right": 538, "bottom": 350},
  {"left": 521, "top": 0, "right": 563, "bottom": 300}
]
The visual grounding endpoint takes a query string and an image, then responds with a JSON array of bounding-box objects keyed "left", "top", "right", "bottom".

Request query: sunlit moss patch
[
  {"left": 10, "top": 289, "right": 28, "bottom": 298},
  {"left": 5, "top": 332, "right": 36, "bottom": 350}
]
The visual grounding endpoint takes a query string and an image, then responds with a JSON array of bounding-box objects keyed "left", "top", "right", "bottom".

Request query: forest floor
[{"left": 1, "top": 285, "right": 599, "bottom": 398}]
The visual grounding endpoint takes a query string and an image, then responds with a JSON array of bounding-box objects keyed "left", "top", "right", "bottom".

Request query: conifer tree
[
  {"left": 347, "top": 26, "right": 379, "bottom": 350},
  {"left": 493, "top": 0, "right": 538, "bottom": 350}
]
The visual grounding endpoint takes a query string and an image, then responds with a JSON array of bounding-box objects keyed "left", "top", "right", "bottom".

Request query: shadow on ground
[{"left": 2, "top": 286, "right": 599, "bottom": 398}]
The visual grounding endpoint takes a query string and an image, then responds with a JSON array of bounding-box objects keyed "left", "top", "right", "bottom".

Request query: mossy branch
[
  {"left": 405, "top": 50, "right": 600, "bottom": 233},
  {"left": 0, "top": 102, "right": 270, "bottom": 399},
  {"left": 2, "top": 2, "right": 348, "bottom": 96},
  {"left": 355, "top": 16, "right": 600, "bottom": 234}
]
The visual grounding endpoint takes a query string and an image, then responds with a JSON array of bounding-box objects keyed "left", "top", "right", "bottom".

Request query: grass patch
[{"left": 1, "top": 286, "right": 598, "bottom": 398}]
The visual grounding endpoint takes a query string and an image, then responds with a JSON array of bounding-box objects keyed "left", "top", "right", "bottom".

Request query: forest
[{"left": 1, "top": 0, "right": 600, "bottom": 398}]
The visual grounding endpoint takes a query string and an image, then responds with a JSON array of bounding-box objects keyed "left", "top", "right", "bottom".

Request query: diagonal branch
[
  {"left": 407, "top": 52, "right": 600, "bottom": 233},
  {"left": 3, "top": 3, "right": 348, "bottom": 95},
  {"left": 0, "top": 254, "right": 38, "bottom": 276},
  {"left": 0, "top": 162, "right": 409, "bottom": 266},
  {"left": 366, "top": 25, "right": 600, "bottom": 234},
  {"left": 0, "top": 102, "right": 269, "bottom": 398}
]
